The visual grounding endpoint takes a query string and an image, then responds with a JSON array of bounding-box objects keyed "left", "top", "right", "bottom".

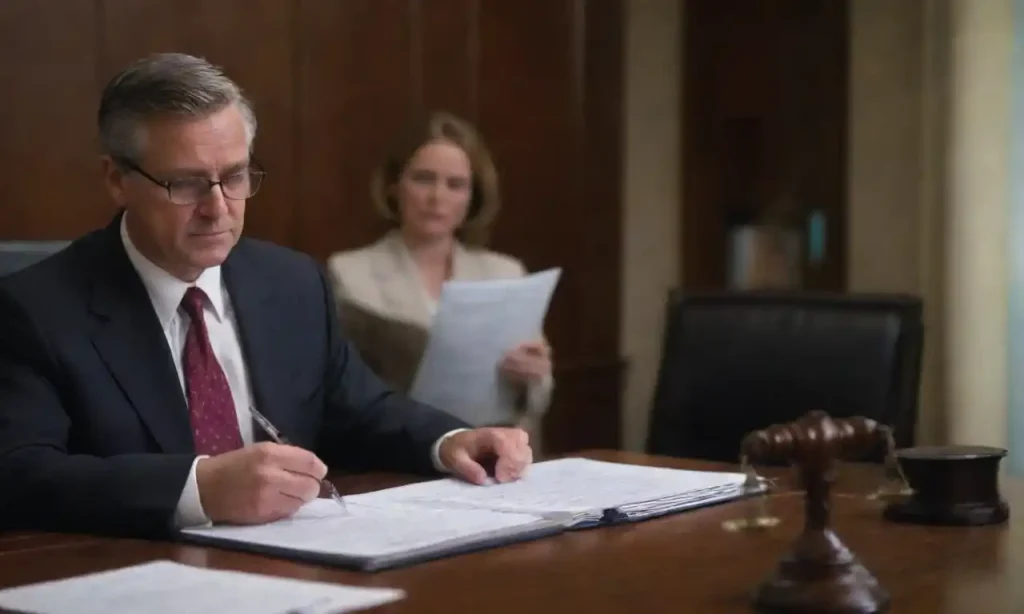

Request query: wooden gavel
[{"left": 740, "top": 411, "right": 892, "bottom": 614}]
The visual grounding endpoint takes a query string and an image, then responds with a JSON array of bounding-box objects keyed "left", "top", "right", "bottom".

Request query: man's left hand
[{"left": 439, "top": 427, "right": 533, "bottom": 485}]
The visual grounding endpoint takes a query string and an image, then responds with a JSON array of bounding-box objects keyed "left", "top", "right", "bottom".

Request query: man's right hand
[{"left": 195, "top": 442, "right": 327, "bottom": 524}]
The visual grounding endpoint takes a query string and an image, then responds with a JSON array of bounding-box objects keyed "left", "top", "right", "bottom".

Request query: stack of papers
[
  {"left": 182, "top": 498, "right": 560, "bottom": 572},
  {"left": 348, "top": 457, "right": 752, "bottom": 528},
  {"left": 179, "top": 458, "right": 755, "bottom": 572},
  {"left": 0, "top": 560, "right": 403, "bottom": 614}
]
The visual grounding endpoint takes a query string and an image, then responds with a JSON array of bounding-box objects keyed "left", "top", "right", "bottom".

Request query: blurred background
[{"left": 0, "top": 0, "right": 1018, "bottom": 469}]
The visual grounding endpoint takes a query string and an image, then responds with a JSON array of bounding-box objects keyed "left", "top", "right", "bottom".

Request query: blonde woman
[{"left": 326, "top": 111, "right": 553, "bottom": 448}]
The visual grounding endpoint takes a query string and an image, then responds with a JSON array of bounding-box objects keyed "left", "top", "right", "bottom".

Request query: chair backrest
[
  {"left": 645, "top": 290, "right": 924, "bottom": 463},
  {"left": 0, "top": 241, "right": 70, "bottom": 278}
]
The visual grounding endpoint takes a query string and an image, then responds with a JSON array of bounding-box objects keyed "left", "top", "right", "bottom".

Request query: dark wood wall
[
  {"left": 0, "top": 0, "right": 624, "bottom": 455},
  {"left": 682, "top": 0, "right": 848, "bottom": 291}
]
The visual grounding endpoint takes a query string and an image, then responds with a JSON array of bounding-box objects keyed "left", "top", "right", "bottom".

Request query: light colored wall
[
  {"left": 943, "top": 0, "right": 1012, "bottom": 451},
  {"left": 1009, "top": 0, "right": 1024, "bottom": 472},
  {"left": 847, "top": 1, "right": 926, "bottom": 296},
  {"left": 620, "top": 0, "right": 681, "bottom": 451},
  {"left": 620, "top": 0, "right": 1015, "bottom": 452},
  {"left": 848, "top": 0, "right": 1014, "bottom": 451},
  {"left": 847, "top": 0, "right": 945, "bottom": 444}
]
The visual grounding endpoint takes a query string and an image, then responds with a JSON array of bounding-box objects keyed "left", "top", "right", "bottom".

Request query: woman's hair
[{"left": 371, "top": 110, "right": 500, "bottom": 246}]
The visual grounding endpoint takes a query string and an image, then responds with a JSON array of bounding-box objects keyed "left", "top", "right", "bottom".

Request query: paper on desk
[
  {"left": 183, "top": 498, "right": 545, "bottom": 559},
  {"left": 0, "top": 560, "right": 403, "bottom": 614},
  {"left": 409, "top": 268, "right": 561, "bottom": 424},
  {"left": 348, "top": 457, "right": 748, "bottom": 519}
]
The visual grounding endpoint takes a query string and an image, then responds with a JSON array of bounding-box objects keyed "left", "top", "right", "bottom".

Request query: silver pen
[{"left": 248, "top": 406, "right": 349, "bottom": 514}]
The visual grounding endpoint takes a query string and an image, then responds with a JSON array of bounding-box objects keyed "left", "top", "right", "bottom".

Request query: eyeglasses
[{"left": 118, "top": 158, "right": 266, "bottom": 206}]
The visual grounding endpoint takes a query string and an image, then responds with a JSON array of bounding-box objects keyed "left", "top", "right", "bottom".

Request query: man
[{"left": 0, "top": 53, "right": 532, "bottom": 537}]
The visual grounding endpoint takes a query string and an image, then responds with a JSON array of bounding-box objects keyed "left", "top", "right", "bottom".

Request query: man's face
[{"left": 102, "top": 104, "right": 250, "bottom": 282}]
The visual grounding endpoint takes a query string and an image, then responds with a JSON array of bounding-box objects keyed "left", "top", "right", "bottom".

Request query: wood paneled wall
[
  {"left": 0, "top": 0, "right": 624, "bottom": 454},
  {"left": 681, "top": 0, "right": 848, "bottom": 291}
]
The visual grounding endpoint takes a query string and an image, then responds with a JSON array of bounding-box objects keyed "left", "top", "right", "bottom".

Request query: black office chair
[
  {"left": 645, "top": 290, "right": 924, "bottom": 463},
  {"left": 0, "top": 241, "right": 70, "bottom": 277}
]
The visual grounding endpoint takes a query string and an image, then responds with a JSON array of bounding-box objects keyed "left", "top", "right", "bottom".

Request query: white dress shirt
[{"left": 119, "top": 216, "right": 460, "bottom": 528}]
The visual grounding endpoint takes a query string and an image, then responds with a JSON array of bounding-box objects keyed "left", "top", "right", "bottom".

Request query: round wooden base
[
  {"left": 884, "top": 498, "right": 1009, "bottom": 526},
  {"left": 882, "top": 445, "right": 1010, "bottom": 528},
  {"left": 751, "top": 530, "right": 890, "bottom": 614}
]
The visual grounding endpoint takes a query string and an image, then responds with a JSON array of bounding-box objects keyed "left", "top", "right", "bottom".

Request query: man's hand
[
  {"left": 438, "top": 428, "right": 533, "bottom": 485},
  {"left": 195, "top": 442, "right": 327, "bottom": 524}
]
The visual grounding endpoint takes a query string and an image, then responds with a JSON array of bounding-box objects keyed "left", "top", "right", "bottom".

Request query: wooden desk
[{"left": 1, "top": 450, "right": 1021, "bottom": 612}]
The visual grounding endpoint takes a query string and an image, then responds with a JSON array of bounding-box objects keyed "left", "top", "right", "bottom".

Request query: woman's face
[{"left": 394, "top": 139, "right": 473, "bottom": 241}]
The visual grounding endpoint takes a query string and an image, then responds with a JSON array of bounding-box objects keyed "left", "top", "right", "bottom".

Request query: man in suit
[{"left": 0, "top": 53, "right": 532, "bottom": 538}]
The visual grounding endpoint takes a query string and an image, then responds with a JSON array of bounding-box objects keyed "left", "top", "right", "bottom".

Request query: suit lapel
[
  {"left": 371, "top": 235, "right": 490, "bottom": 319},
  {"left": 221, "top": 246, "right": 291, "bottom": 443},
  {"left": 450, "top": 241, "right": 483, "bottom": 281},
  {"left": 373, "top": 232, "right": 433, "bottom": 327},
  {"left": 89, "top": 221, "right": 194, "bottom": 453}
]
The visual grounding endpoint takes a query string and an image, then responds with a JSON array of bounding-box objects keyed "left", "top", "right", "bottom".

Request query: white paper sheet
[
  {"left": 348, "top": 458, "right": 748, "bottom": 519},
  {"left": 182, "top": 499, "right": 545, "bottom": 559},
  {"left": 0, "top": 560, "right": 403, "bottom": 614},
  {"left": 409, "top": 268, "right": 561, "bottom": 424}
]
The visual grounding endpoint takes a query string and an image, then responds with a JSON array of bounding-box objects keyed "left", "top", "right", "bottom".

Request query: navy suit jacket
[{"left": 0, "top": 214, "right": 469, "bottom": 537}]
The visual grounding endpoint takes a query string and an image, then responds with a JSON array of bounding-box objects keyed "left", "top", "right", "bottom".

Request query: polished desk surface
[{"left": 1, "top": 450, "right": 1021, "bottom": 613}]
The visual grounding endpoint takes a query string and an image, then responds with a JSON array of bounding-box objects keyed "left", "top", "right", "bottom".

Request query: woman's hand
[{"left": 499, "top": 339, "right": 553, "bottom": 384}]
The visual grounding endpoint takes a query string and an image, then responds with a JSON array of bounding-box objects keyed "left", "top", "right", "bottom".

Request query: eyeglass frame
[{"left": 114, "top": 156, "right": 267, "bottom": 206}]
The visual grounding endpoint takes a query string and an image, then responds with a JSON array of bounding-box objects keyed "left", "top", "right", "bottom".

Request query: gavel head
[{"left": 741, "top": 410, "right": 888, "bottom": 468}]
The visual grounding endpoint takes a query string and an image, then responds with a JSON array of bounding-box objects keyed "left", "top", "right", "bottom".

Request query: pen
[{"left": 248, "top": 406, "right": 349, "bottom": 515}]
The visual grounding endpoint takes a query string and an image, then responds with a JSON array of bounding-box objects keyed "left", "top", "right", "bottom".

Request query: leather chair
[
  {"left": 646, "top": 290, "right": 924, "bottom": 463},
  {"left": 0, "top": 241, "right": 69, "bottom": 277}
]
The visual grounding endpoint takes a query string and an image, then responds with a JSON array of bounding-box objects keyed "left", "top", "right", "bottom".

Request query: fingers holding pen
[{"left": 196, "top": 442, "right": 330, "bottom": 524}]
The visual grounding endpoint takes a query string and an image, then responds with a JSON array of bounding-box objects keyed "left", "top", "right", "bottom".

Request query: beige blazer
[{"left": 326, "top": 232, "right": 554, "bottom": 437}]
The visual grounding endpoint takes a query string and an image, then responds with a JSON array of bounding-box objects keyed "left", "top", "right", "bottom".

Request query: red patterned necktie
[{"left": 180, "top": 286, "right": 243, "bottom": 455}]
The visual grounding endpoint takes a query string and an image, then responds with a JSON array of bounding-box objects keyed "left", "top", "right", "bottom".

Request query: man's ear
[{"left": 100, "top": 156, "right": 129, "bottom": 208}]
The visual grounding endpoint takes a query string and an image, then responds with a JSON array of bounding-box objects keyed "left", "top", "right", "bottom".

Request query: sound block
[{"left": 883, "top": 445, "right": 1010, "bottom": 526}]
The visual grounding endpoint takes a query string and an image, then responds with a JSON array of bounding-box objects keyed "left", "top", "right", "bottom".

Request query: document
[
  {"left": 187, "top": 499, "right": 546, "bottom": 558},
  {"left": 0, "top": 560, "right": 403, "bottom": 614},
  {"left": 348, "top": 457, "right": 752, "bottom": 527},
  {"left": 177, "top": 459, "right": 751, "bottom": 572},
  {"left": 409, "top": 268, "right": 561, "bottom": 424},
  {"left": 180, "top": 499, "right": 560, "bottom": 571}
]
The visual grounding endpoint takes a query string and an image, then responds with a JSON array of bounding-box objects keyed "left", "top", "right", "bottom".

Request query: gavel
[{"left": 737, "top": 411, "right": 894, "bottom": 614}]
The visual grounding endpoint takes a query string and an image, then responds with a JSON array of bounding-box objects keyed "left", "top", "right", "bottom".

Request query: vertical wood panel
[
  {"left": 569, "top": 0, "right": 625, "bottom": 449},
  {"left": 477, "top": 0, "right": 578, "bottom": 353},
  {"left": 294, "top": 0, "right": 414, "bottom": 261},
  {"left": 417, "top": 0, "right": 477, "bottom": 121},
  {"left": 475, "top": 0, "right": 624, "bottom": 453},
  {"left": 541, "top": 0, "right": 624, "bottom": 454},
  {"left": 579, "top": 0, "right": 624, "bottom": 361},
  {"left": 100, "top": 0, "right": 296, "bottom": 247},
  {"left": 0, "top": 0, "right": 105, "bottom": 239}
]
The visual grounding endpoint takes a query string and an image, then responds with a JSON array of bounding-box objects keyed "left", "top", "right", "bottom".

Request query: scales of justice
[{"left": 727, "top": 410, "right": 1010, "bottom": 614}]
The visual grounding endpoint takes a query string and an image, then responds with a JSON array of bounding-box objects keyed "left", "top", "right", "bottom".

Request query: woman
[{"left": 326, "top": 111, "right": 554, "bottom": 447}]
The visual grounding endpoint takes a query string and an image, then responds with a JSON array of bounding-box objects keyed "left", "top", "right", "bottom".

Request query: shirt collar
[{"left": 120, "top": 213, "right": 226, "bottom": 328}]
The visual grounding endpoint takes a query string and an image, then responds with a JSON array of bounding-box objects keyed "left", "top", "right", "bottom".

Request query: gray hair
[{"left": 98, "top": 53, "right": 257, "bottom": 163}]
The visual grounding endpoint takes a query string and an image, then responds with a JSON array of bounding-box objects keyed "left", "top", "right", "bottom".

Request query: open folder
[{"left": 179, "top": 458, "right": 755, "bottom": 572}]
